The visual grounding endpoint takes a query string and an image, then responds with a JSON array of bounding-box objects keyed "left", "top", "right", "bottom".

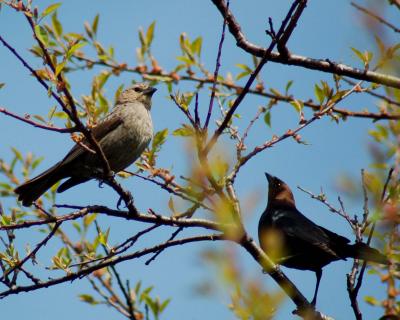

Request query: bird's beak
[
  {"left": 264, "top": 172, "right": 274, "bottom": 183},
  {"left": 144, "top": 87, "right": 157, "bottom": 96}
]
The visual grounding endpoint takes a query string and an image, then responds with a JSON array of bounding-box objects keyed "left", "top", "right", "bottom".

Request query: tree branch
[
  {"left": 0, "top": 234, "right": 224, "bottom": 299},
  {"left": 205, "top": 0, "right": 308, "bottom": 154},
  {"left": 0, "top": 205, "right": 222, "bottom": 231},
  {"left": 351, "top": 2, "right": 400, "bottom": 34},
  {"left": 204, "top": 0, "right": 229, "bottom": 129},
  {"left": 212, "top": 0, "right": 400, "bottom": 89},
  {"left": 0, "top": 106, "right": 74, "bottom": 133}
]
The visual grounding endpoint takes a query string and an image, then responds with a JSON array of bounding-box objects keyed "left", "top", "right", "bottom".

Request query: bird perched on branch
[
  {"left": 258, "top": 173, "right": 389, "bottom": 306},
  {"left": 15, "top": 83, "right": 156, "bottom": 206}
]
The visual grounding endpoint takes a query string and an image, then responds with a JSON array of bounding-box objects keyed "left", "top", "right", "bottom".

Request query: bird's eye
[{"left": 134, "top": 87, "right": 141, "bottom": 92}]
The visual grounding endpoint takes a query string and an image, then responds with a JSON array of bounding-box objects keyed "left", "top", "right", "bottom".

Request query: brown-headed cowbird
[
  {"left": 15, "top": 83, "right": 156, "bottom": 206},
  {"left": 258, "top": 173, "right": 389, "bottom": 305}
]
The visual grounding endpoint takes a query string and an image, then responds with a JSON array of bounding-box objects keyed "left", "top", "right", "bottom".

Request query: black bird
[{"left": 258, "top": 173, "right": 389, "bottom": 305}]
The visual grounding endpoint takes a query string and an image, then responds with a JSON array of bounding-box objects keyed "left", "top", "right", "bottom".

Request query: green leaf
[
  {"left": 135, "top": 281, "right": 142, "bottom": 295},
  {"left": 146, "top": 21, "right": 156, "bottom": 47},
  {"left": 351, "top": 47, "right": 365, "bottom": 64},
  {"left": 365, "top": 51, "right": 373, "bottom": 64},
  {"left": 79, "top": 294, "right": 98, "bottom": 305},
  {"left": 263, "top": 111, "right": 271, "bottom": 127},
  {"left": 236, "top": 71, "right": 250, "bottom": 81},
  {"left": 51, "top": 12, "right": 63, "bottom": 37},
  {"left": 0, "top": 182, "right": 12, "bottom": 191},
  {"left": 290, "top": 99, "right": 303, "bottom": 113},
  {"left": 285, "top": 80, "right": 293, "bottom": 94},
  {"left": 152, "top": 128, "right": 168, "bottom": 151},
  {"left": 33, "top": 114, "right": 46, "bottom": 123},
  {"left": 368, "top": 129, "right": 383, "bottom": 142},
  {"left": 72, "top": 221, "right": 82, "bottom": 234},
  {"left": 11, "top": 147, "right": 23, "bottom": 161},
  {"left": 269, "top": 88, "right": 282, "bottom": 97},
  {"left": 98, "top": 228, "right": 110, "bottom": 246},
  {"left": 168, "top": 197, "right": 176, "bottom": 215},
  {"left": 0, "top": 215, "right": 11, "bottom": 226},
  {"left": 376, "top": 124, "right": 388, "bottom": 139},
  {"left": 330, "top": 90, "right": 347, "bottom": 103},
  {"left": 31, "top": 157, "right": 44, "bottom": 170},
  {"left": 55, "top": 61, "right": 66, "bottom": 76},
  {"left": 83, "top": 213, "right": 97, "bottom": 228},
  {"left": 364, "top": 295, "right": 379, "bottom": 306},
  {"left": 66, "top": 41, "right": 87, "bottom": 60},
  {"left": 41, "top": 3, "right": 61, "bottom": 19},
  {"left": 191, "top": 37, "right": 202, "bottom": 57},
  {"left": 176, "top": 55, "right": 194, "bottom": 65},
  {"left": 314, "top": 84, "right": 324, "bottom": 104},
  {"left": 114, "top": 84, "right": 124, "bottom": 105},
  {"left": 140, "top": 286, "right": 154, "bottom": 302},
  {"left": 236, "top": 63, "right": 252, "bottom": 72},
  {"left": 138, "top": 28, "right": 146, "bottom": 48},
  {"left": 92, "top": 14, "right": 99, "bottom": 35},
  {"left": 34, "top": 25, "right": 49, "bottom": 46},
  {"left": 160, "top": 298, "right": 171, "bottom": 312},
  {"left": 172, "top": 125, "right": 195, "bottom": 137}
]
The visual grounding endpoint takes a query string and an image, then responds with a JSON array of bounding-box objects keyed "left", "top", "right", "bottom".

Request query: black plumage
[{"left": 258, "top": 173, "right": 389, "bottom": 305}]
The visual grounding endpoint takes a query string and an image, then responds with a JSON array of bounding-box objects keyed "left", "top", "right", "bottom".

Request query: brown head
[
  {"left": 265, "top": 173, "right": 296, "bottom": 208},
  {"left": 117, "top": 82, "right": 157, "bottom": 109}
]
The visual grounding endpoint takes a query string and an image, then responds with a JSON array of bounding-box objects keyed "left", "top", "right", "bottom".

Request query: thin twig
[
  {"left": 204, "top": 0, "right": 229, "bottom": 129},
  {"left": 228, "top": 82, "right": 361, "bottom": 184},
  {"left": 61, "top": 53, "right": 400, "bottom": 120},
  {"left": 170, "top": 94, "right": 196, "bottom": 127},
  {"left": 1, "top": 222, "right": 61, "bottom": 281},
  {"left": 351, "top": 2, "right": 400, "bottom": 33},
  {"left": 1, "top": 205, "right": 222, "bottom": 232},
  {"left": 205, "top": 0, "right": 308, "bottom": 155},
  {"left": 297, "top": 186, "right": 354, "bottom": 226},
  {"left": 347, "top": 167, "right": 394, "bottom": 319},
  {"left": 0, "top": 234, "right": 224, "bottom": 298},
  {"left": 212, "top": 0, "right": 400, "bottom": 89},
  {"left": 0, "top": 107, "right": 75, "bottom": 133},
  {"left": 130, "top": 172, "right": 211, "bottom": 210},
  {"left": 95, "top": 222, "right": 138, "bottom": 320}
]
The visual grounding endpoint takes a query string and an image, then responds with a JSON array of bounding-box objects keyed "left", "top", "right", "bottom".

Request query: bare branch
[
  {"left": 0, "top": 234, "right": 224, "bottom": 299},
  {"left": 0, "top": 205, "right": 222, "bottom": 232},
  {"left": 1, "top": 222, "right": 61, "bottom": 282},
  {"left": 229, "top": 83, "right": 361, "bottom": 183},
  {"left": 0, "top": 106, "right": 75, "bottom": 133},
  {"left": 351, "top": 2, "right": 400, "bottom": 34},
  {"left": 204, "top": 0, "right": 229, "bottom": 129},
  {"left": 347, "top": 167, "right": 395, "bottom": 319},
  {"left": 212, "top": 0, "right": 400, "bottom": 89},
  {"left": 205, "top": 0, "right": 308, "bottom": 155}
]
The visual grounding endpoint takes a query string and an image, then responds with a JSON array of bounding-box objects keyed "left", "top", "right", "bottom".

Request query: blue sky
[{"left": 0, "top": 1, "right": 396, "bottom": 319}]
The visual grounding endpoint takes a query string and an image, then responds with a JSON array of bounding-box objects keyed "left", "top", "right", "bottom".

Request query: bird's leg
[{"left": 311, "top": 269, "right": 322, "bottom": 306}]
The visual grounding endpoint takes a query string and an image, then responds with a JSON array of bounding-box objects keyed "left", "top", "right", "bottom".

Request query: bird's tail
[
  {"left": 346, "top": 242, "right": 389, "bottom": 265},
  {"left": 14, "top": 163, "right": 64, "bottom": 207}
]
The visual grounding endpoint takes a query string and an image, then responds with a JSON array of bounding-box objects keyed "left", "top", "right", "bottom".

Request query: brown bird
[
  {"left": 15, "top": 83, "right": 156, "bottom": 206},
  {"left": 258, "top": 173, "right": 389, "bottom": 305}
]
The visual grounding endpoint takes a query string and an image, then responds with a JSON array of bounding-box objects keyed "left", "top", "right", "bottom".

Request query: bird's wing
[
  {"left": 273, "top": 207, "right": 347, "bottom": 259},
  {"left": 318, "top": 226, "right": 350, "bottom": 245},
  {"left": 61, "top": 115, "right": 124, "bottom": 166}
]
